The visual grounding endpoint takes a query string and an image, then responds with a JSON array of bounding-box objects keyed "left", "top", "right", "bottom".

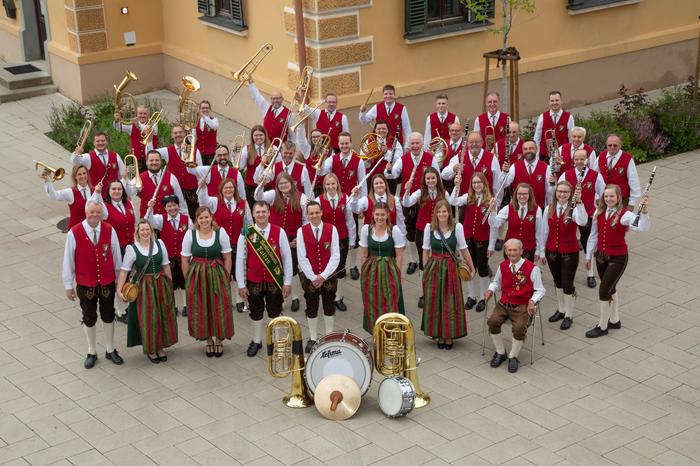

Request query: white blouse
[
  {"left": 422, "top": 223, "right": 468, "bottom": 250},
  {"left": 180, "top": 229, "right": 232, "bottom": 257},
  {"left": 359, "top": 224, "right": 406, "bottom": 248},
  {"left": 121, "top": 239, "right": 170, "bottom": 271}
]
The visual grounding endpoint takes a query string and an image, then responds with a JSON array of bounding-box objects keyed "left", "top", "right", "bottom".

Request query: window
[
  {"left": 405, "top": 0, "right": 494, "bottom": 41},
  {"left": 198, "top": 0, "right": 247, "bottom": 33},
  {"left": 567, "top": 0, "right": 641, "bottom": 13}
]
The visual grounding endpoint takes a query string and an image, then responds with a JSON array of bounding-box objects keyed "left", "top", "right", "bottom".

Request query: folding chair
[{"left": 481, "top": 299, "right": 545, "bottom": 364}]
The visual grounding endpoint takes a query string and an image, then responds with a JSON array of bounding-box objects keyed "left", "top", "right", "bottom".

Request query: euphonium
[
  {"left": 33, "top": 160, "right": 65, "bottom": 182},
  {"left": 76, "top": 119, "right": 92, "bottom": 151},
  {"left": 224, "top": 42, "right": 274, "bottom": 105},
  {"left": 373, "top": 313, "right": 430, "bottom": 408},
  {"left": 124, "top": 154, "right": 142, "bottom": 190},
  {"left": 140, "top": 110, "right": 163, "bottom": 145},
  {"left": 114, "top": 70, "right": 138, "bottom": 120},
  {"left": 484, "top": 125, "right": 496, "bottom": 151},
  {"left": 181, "top": 134, "right": 197, "bottom": 168},
  {"left": 267, "top": 316, "right": 313, "bottom": 408},
  {"left": 178, "top": 76, "right": 200, "bottom": 131}
]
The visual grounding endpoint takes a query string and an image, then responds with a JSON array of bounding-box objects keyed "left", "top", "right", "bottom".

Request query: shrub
[{"left": 650, "top": 86, "right": 700, "bottom": 153}]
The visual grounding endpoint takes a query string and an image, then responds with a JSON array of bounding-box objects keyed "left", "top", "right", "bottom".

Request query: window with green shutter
[
  {"left": 405, "top": 0, "right": 494, "bottom": 42},
  {"left": 198, "top": 0, "right": 247, "bottom": 33}
]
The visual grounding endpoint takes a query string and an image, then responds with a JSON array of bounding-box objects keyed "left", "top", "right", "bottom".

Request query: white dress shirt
[
  {"left": 70, "top": 149, "right": 126, "bottom": 179},
  {"left": 488, "top": 257, "right": 546, "bottom": 303},
  {"left": 446, "top": 192, "right": 499, "bottom": 250},
  {"left": 62, "top": 220, "right": 122, "bottom": 289},
  {"left": 472, "top": 111, "right": 509, "bottom": 133},
  {"left": 235, "top": 223, "right": 294, "bottom": 287},
  {"left": 121, "top": 239, "right": 170, "bottom": 271},
  {"left": 147, "top": 212, "right": 193, "bottom": 231},
  {"left": 359, "top": 102, "right": 412, "bottom": 148},
  {"left": 489, "top": 204, "right": 545, "bottom": 257},
  {"left": 151, "top": 144, "right": 203, "bottom": 168},
  {"left": 533, "top": 110, "right": 575, "bottom": 150},
  {"left": 296, "top": 223, "right": 340, "bottom": 280},
  {"left": 254, "top": 189, "right": 309, "bottom": 225},
  {"left": 238, "top": 143, "right": 268, "bottom": 170},
  {"left": 248, "top": 83, "right": 296, "bottom": 142},
  {"left": 541, "top": 203, "right": 589, "bottom": 243},
  {"left": 557, "top": 167, "right": 606, "bottom": 207},
  {"left": 139, "top": 169, "right": 188, "bottom": 215},
  {"left": 441, "top": 148, "right": 504, "bottom": 184},
  {"left": 187, "top": 164, "right": 247, "bottom": 200},
  {"left": 114, "top": 119, "right": 158, "bottom": 137},
  {"left": 504, "top": 159, "right": 555, "bottom": 206},
  {"left": 254, "top": 161, "right": 312, "bottom": 198},
  {"left": 424, "top": 113, "right": 460, "bottom": 144},
  {"left": 197, "top": 190, "right": 253, "bottom": 227},
  {"left": 388, "top": 151, "right": 440, "bottom": 181},
  {"left": 585, "top": 210, "right": 650, "bottom": 260},
  {"left": 199, "top": 115, "right": 219, "bottom": 131},
  {"left": 588, "top": 150, "right": 642, "bottom": 206},
  {"left": 319, "top": 153, "right": 367, "bottom": 197},
  {"left": 45, "top": 181, "right": 92, "bottom": 205},
  {"left": 307, "top": 106, "right": 350, "bottom": 134}
]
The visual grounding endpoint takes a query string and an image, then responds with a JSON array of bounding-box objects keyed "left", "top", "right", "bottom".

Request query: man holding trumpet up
[{"left": 114, "top": 106, "right": 158, "bottom": 172}]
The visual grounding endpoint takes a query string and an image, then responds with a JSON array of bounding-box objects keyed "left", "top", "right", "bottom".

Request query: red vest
[
  {"left": 429, "top": 112, "right": 457, "bottom": 140},
  {"left": 376, "top": 102, "right": 405, "bottom": 146},
  {"left": 88, "top": 150, "right": 120, "bottom": 186},
  {"left": 208, "top": 166, "right": 239, "bottom": 197},
  {"left": 319, "top": 195, "right": 348, "bottom": 239},
  {"left": 597, "top": 150, "right": 633, "bottom": 199},
  {"left": 494, "top": 138, "right": 524, "bottom": 167},
  {"left": 416, "top": 196, "right": 439, "bottom": 230},
  {"left": 505, "top": 204, "right": 538, "bottom": 251},
  {"left": 68, "top": 187, "right": 88, "bottom": 228},
  {"left": 72, "top": 222, "right": 116, "bottom": 287},
  {"left": 400, "top": 151, "right": 433, "bottom": 194},
  {"left": 166, "top": 144, "right": 198, "bottom": 190},
  {"left": 269, "top": 194, "right": 303, "bottom": 238},
  {"left": 545, "top": 209, "right": 579, "bottom": 254},
  {"left": 331, "top": 154, "right": 361, "bottom": 196},
  {"left": 539, "top": 111, "right": 571, "bottom": 155},
  {"left": 129, "top": 126, "right": 157, "bottom": 161},
  {"left": 462, "top": 202, "right": 491, "bottom": 242},
  {"left": 159, "top": 214, "right": 189, "bottom": 258},
  {"left": 596, "top": 209, "right": 629, "bottom": 256},
  {"left": 244, "top": 144, "right": 263, "bottom": 187},
  {"left": 246, "top": 224, "right": 282, "bottom": 283},
  {"left": 564, "top": 167, "right": 599, "bottom": 216},
  {"left": 316, "top": 110, "right": 344, "bottom": 150},
  {"left": 105, "top": 201, "right": 135, "bottom": 249},
  {"left": 457, "top": 151, "right": 496, "bottom": 196},
  {"left": 301, "top": 223, "right": 334, "bottom": 275},
  {"left": 363, "top": 196, "right": 398, "bottom": 226},
  {"left": 500, "top": 259, "right": 536, "bottom": 306},
  {"left": 273, "top": 161, "right": 304, "bottom": 193},
  {"left": 263, "top": 106, "right": 290, "bottom": 142},
  {"left": 305, "top": 152, "right": 324, "bottom": 190},
  {"left": 196, "top": 117, "right": 218, "bottom": 155},
  {"left": 138, "top": 171, "right": 174, "bottom": 218},
  {"left": 559, "top": 143, "right": 593, "bottom": 176},
  {"left": 512, "top": 160, "right": 548, "bottom": 209},
  {"left": 478, "top": 112, "right": 509, "bottom": 150},
  {"left": 213, "top": 198, "right": 246, "bottom": 241},
  {"left": 445, "top": 139, "right": 466, "bottom": 170}
]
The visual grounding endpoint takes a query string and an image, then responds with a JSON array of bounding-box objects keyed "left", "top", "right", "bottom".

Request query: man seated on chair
[{"left": 484, "top": 238, "right": 545, "bottom": 373}]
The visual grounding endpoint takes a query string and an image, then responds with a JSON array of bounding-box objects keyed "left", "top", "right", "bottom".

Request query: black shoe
[
  {"left": 587, "top": 277, "right": 597, "bottom": 288},
  {"left": 214, "top": 344, "right": 223, "bottom": 358},
  {"left": 560, "top": 317, "right": 573, "bottom": 330},
  {"left": 607, "top": 320, "right": 622, "bottom": 330},
  {"left": 437, "top": 341, "right": 445, "bottom": 349},
  {"left": 350, "top": 266, "right": 360, "bottom": 280},
  {"left": 494, "top": 239, "right": 504, "bottom": 251},
  {"left": 105, "top": 349, "right": 124, "bottom": 365},
  {"left": 84, "top": 353, "right": 97, "bottom": 369},
  {"left": 291, "top": 299, "right": 300, "bottom": 312},
  {"left": 475, "top": 300, "right": 486, "bottom": 313},
  {"left": 465, "top": 297, "right": 477, "bottom": 310},
  {"left": 205, "top": 343, "right": 214, "bottom": 358},
  {"left": 418, "top": 296, "right": 424, "bottom": 309},
  {"left": 147, "top": 354, "right": 160, "bottom": 364},
  {"left": 407, "top": 262, "right": 418, "bottom": 275},
  {"left": 548, "top": 310, "right": 565, "bottom": 323},
  {"left": 508, "top": 357, "right": 519, "bottom": 373},
  {"left": 159, "top": 354, "right": 168, "bottom": 362},
  {"left": 444, "top": 343, "right": 453, "bottom": 350},
  {"left": 335, "top": 299, "right": 347, "bottom": 311},
  {"left": 116, "top": 313, "right": 128, "bottom": 324},
  {"left": 305, "top": 340, "right": 316, "bottom": 353},
  {"left": 236, "top": 302, "right": 245, "bottom": 313},
  {"left": 585, "top": 326, "right": 608, "bottom": 338},
  {"left": 181, "top": 306, "right": 187, "bottom": 317},
  {"left": 490, "top": 351, "right": 507, "bottom": 368},
  {"left": 247, "top": 341, "right": 262, "bottom": 357}
]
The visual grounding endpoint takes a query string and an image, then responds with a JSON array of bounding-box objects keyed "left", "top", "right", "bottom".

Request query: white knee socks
[
  {"left": 252, "top": 319, "right": 263, "bottom": 343},
  {"left": 490, "top": 332, "right": 505, "bottom": 355},
  {"left": 175, "top": 289, "right": 185, "bottom": 310},
  {"left": 479, "top": 276, "right": 490, "bottom": 300},
  {"left": 598, "top": 300, "right": 612, "bottom": 330},
  {"left": 563, "top": 294, "right": 574, "bottom": 319},
  {"left": 84, "top": 324, "right": 97, "bottom": 355},
  {"left": 467, "top": 279, "right": 477, "bottom": 300},
  {"left": 336, "top": 279, "right": 344, "bottom": 302},
  {"left": 323, "top": 315, "right": 334, "bottom": 334},
  {"left": 609, "top": 293, "right": 620, "bottom": 323},
  {"left": 555, "top": 288, "right": 564, "bottom": 312},
  {"left": 509, "top": 338, "right": 523, "bottom": 359},
  {"left": 349, "top": 247, "right": 358, "bottom": 269},
  {"left": 103, "top": 322, "right": 115, "bottom": 353},
  {"left": 291, "top": 276, "right": 301, "bottom": 301},
  {"left": 307, "top": 317, "right": 318, "bottom": 341}
]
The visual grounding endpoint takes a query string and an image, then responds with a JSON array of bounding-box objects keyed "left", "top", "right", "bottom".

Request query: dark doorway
[{"left": 32, "top": 0, "right": 46, "bottom": 59}]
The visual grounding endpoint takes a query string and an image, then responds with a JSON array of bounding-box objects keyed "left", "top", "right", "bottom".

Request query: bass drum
[
  {"left": 378, "top": 376, "right": 415, "bottom": 418},
  {"left": 305, "top": 330, "right": 373, "bottom": 396}
]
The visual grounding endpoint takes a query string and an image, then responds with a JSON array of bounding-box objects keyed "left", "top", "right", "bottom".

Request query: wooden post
[
  {"left": 293, "top": 0, "right": 309, "bottom": 133},
  {"left": 513, "top": 59, "right": 520, "bottom": 121},
  {"left": 482, "top": 57, "right": 491, "bottom": 113}
]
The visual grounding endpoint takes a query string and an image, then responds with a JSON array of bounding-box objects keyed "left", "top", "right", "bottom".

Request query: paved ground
[{"left": 1, "top": 92, "right": 699, "bottom": 466}]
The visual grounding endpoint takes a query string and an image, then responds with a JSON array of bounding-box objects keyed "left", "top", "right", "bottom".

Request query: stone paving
[{"left": 0, "top": 92, "right": 699, "bottom": 465}]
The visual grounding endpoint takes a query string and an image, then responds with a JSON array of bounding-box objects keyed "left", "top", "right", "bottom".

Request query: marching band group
[{"left": 52, "top": 77, "right": 651, "bottom": 374}]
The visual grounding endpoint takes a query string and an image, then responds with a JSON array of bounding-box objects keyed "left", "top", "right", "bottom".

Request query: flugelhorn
[
  {"left": 76, "top": 119, "right": 92, "bottom": 151},
  {"left": 484, "top": 125, "right": 496, "bottom": 152},
  {"left": 178, "top": 76, "right": 200, "bottom": 131},
  {"left": 124, "top": 154, "right": 142, "bottom": 190},
  {"left": 181, "top": 134, "right": 197, "bottom": 168},
  {"left": 114, "top": 70, "right": 138, "bottom": 120},
  {"left": 373, "top": 313, "right": 430, "bottom": 408},
  {"left": 267, "top": 316, "right": 313, "bottom": 408},
  {"left": 231, "top": 133, "right": 245, "bottom": 169},
  {"left": 224, "top": 43, "right": 274, "bottom": 105},
  {"left": 309, "top": 134, "right": 331, "bottom": 195},
  {"left": 34, "top": 160, "right": 65, "bottom": 182},
  {"left": 140, "top": 110, "right": 163, "bottom": 145}
]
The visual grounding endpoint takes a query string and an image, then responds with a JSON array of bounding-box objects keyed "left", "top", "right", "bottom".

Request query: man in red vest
[
  {"left": 484, "top": 238, "right": 545, "bottom": 373},
  {"left": 589, "top": 134, "right": 641, "bottom": 210},
  {"left": 473, "top": 92, "right": 510, "bottom": 152},
  {"left": 494, "top": 122, "right": 525, "bottom": 171},
  {"left": 188, "top": 143, "right": 246, "bottom": 201},
  {"left": 63, "top": 201, "right": 124, "bottom": 369},
  {"left": 359, "top": 84, "right": 412, "bottom": 148},
  {"left": 319, "top": 132, "right": 367, "bottom": 197},
  {"left": 306, "top": 93, "right": 349, "bottom": 152},
  {"left": 503, "top": 141, "right": 554, "bottom": 210},
  {"left": 424, "top": 94, "right": 459, "bottom": 143},
  {"left": 71, "top": 132, "right": 125, "bottom": 187},
  {"left": 441, "top": 131, "right": 502, "bottom": 200},
  {"left": 196, "top": 100, "right": 219, "bottom": 165},
  {"left": 296, "top": 201, "right": 340, "bottom": 352},
  {"left": 534, "top": 91, "right": 575, "bottom": 161},
  {"left": 558, "top": 126, "right": 596, "bottom": 176},
  {"left": 247, "top": 79, "right": 294, "bottom": 143},
  {"left": 114, "top": 106, "right": 158, "bottom": 172},
  {"left": 136, "top": 151, "right": 188, "bottom": 219},
  {"left": 255, "top": 141, "right": 312, "bottom": 197}
]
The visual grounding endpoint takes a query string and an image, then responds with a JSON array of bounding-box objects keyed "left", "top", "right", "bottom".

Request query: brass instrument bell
[
  {"left": 178, "top": 76, "right": 200, "bottom": 130},
  {"left": 114, "top": 70, "right": 138, "bottom": 120},
  {"left": 124, "top": 154, "right": 142, "bottom": 190},
  {"left": 140, "top": 110, "right": 163, "bottom": 145},
  {"left": 267, "top": 316, "right": 313, "bottom": 408},
  {"left": 225, "top": 43, "right": 274, "bottom": 105},
  {"left": 34, "top": 160, "right": 65, "bottom": 182}
]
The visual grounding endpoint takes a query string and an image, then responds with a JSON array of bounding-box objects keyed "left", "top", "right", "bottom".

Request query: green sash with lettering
[{"left": 245, "top": 226, "right": 284, "bottom": 290}]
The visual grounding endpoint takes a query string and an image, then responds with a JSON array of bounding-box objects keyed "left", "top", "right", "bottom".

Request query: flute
[{"left": 632, "top": 166, "right": 656, "bottom": 227}]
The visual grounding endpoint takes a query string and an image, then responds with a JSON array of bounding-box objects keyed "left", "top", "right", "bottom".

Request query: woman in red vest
[
  {"left": 295, "top": 127, "right": 329, "bottom": 197},
  {"left": 401, "top": 167, "right": 446, "bottom": 309},
  {"left": 196, "top": 100, "right": 219, "bottom": 166},
  {"left": 541, "top": 181, "right": 587, "bottom": 330},
  {"left": 42, "top": 165, "right": 93, "bottom": 230},
  {"left": 240, "top": 125, "right": 268, "bottom": 208},
  {"left": 448, "top": 172, "right": 497, "bottom": 313},
  {"left": 584, "top": 185, "right": 650, "bottom": 338},
  {"left": 488, "top": 183, "right": 544, "bottom": 263}
]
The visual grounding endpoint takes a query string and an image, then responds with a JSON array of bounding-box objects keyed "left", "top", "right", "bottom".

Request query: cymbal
[{"left": 314, "top": 374, "right": 361, "bottom": 421}]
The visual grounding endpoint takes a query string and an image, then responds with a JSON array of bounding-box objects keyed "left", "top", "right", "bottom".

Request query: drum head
[
  {"left": 378, "top": 377, "right": 415, "bottom": 417},
  {"left": 305, "top": 340, "right": 373, "bottom": 395}
]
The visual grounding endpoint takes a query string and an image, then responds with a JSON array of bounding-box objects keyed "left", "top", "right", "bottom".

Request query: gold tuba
[
  {"left": 373, "top": 313, "right": 430, "bottom": 408},
  {"left": 124, "top": 154, "right": 142, "bottom": 190},
  {"left": 76, "top": 119, "right": 92, "bottom": 151},
  {"left": 178, "top": 76, "right": 200, "bottom": 131},
  {"left": 140, "top": 109, "right": 163, "bottom": 145},
  {"left": 224, "top": 42, "right": 274, "bottom": 105},
  {"left": 181, "top": 134, "right": 198, "bottom": 168},
  {"left": 114, "top": 70, "right": 138, "bottom": 120},
  {"left": 267, "top": 316, "right": 313, "bottom": 408},
  {"left": 34, "top": 160, "right": 65, "bottom": 182}
]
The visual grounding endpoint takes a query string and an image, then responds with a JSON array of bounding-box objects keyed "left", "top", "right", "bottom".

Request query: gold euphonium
[
  {"left": 178, "top": 76, "right": 200, "bottom": 131},
  {"left": 181, "top": 134, "right": 197, "bottom": 168},
  {"left": 373, "top": 313, "right": 430, "bottom": 408},
  {"left": 34, "top": 160, "right": 65, "bottom": 182},
  {"left": 124, "top": 154, "right": 142, "bottom": 190},
  {"left": 114, "top": 70, "right": 138, "bottom": 120},
  {"left": 267, "top": 316, "right": 313, "bottom": 408}
]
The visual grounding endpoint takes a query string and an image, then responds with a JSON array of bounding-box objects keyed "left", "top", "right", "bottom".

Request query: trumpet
[
  {"left": 267, "top": 316, "right": 313, "bottom": 408},
  {"left": 181, "top": 134, "right": 197, "bottom": 168},
  {"left": 291, "top": 66, "right": 313, "bottom": 113},
  {"left": 309, "top": 134, "right": 331, "bottom": 194},
  {"left": 140, "top": 110, "right": 162, "bottom": 145},
  {"left": 484, "top": 125, "right": 496, "bottom": 151},
  {"left": 373, "top": 313, "right": 430, "bottom": 408},
  {"left": 231, "top": 133, "right": 245, "bottom": 170},
  {"left": 76, "top": 119, "right": 92, "bottom": 151},
  {"left": 224, "top": 43, "right": 274, "bottom": 105},
  {"left": 546, "top": 129, "right": 561, "bottom": 183},
  {"left": 256, "top": 137, "right": 282, "bottom": 186},
  {"left": 124, "top": 154, "right": 142, "bottom": 190},
  {"left": 290, "top": 101, "right": 323, "bottom": 133},
  {"left": 34, "top": 160, "right": 65, "bottom": 182},
  {"left": 114, "top": 70, "right": 138, "bottom": 120},
  {"left": 178, "top": 76, "right": 200, "bottom": 131}
]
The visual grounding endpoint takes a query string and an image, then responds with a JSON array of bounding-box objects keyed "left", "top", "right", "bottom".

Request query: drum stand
[{"left": 481, "top": 296, "right": 545, "bottom": 365}]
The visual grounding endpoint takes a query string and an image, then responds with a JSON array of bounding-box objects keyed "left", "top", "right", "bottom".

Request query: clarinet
[
  {"left": 454, "top": 121, "right": 470, "bottom": 219},
  {"left": 632, "top": 166, "right": 656, "bottom": 227},
  {"left": 566, "top": 167, "right": 585, "bottom": 220}
]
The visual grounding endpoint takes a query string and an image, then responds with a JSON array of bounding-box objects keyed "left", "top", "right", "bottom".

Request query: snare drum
[
  {"left": 305, "top": 330, "right": 373, "bottom": 396},
  {"left": 378, "top": 376, "right": 415, "bottom": 418}
]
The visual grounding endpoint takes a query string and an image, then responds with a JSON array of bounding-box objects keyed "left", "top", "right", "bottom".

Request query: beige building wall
[{"left": 0, "top": 0, "right": 23, "bottom": 62}]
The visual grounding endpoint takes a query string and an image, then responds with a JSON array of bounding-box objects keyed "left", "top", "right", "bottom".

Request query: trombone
[
  {"left": 290, "top": 100, "right": 322, "bottom": 133},
  {"left": 291, "top": 66, "right": 313, "bottom": 113},
  {"left": 224, "top": 43, "right": 274, "bottom": 105},
  {"left": 76, "top": 119, "right": 92, "bottom": 151},
  {"left": 140, "top": 110, "right": 163, "bottom": 145},
  {"left": 178, "top": 76, "right": 200, "bottom": 131},
  {"left": 34, "top": 160, "right": 65, "bottom": 182},
  {"left": 114, "top": 70, "right": 138, "bottom": 120},
  {"left": 124, "top": 154, "right": 142, "bottom": 190}
]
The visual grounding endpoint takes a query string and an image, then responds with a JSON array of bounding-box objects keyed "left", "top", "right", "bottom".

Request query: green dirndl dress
[
  {"left": 185, "top": 229, "right": 234, "bottom": 340},
  {"left": 360, "top": 226, "right": 405, "bottom": 332},
  {"left": 126, "top": 241, "right": 178, "bottom": 354},
  {"left": 421, "top": 228, "right": 467, "bottom": 338}
]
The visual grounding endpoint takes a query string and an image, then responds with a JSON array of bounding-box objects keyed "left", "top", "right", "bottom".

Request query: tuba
[
  {"left": 140, "top": 109, "right": 163, "bottom": 145},
  {"left": 181, "top": 134, "right": 197, "bottom": 168},
  {"left": 267, "top": 316, "right": 313, "bottom": 408},
  {"left": 124, "top": 154, "right": 142, "bottom": 190},
  {"left": 373, "top": 313, "right": 430, "bottom": 408},
  {"left": 114, "top": 70, "right": 138, "bottom": 120},
  {"left": 178, "top": 76, "right": 200, "bottom": 131},
  {"left": 34, "top": 160, "right": 65, "bottom": 182},
  {"left": 224, "top": 42, "right": 274, "bottom": 105}
]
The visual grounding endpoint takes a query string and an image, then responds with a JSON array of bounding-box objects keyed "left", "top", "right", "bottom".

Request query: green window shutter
[
  {"left": 229, "top": 0, "right": 245, "bottom": 27},
  {"left": 405, "top": 0, "right": 427, "bottom": 35},
  {"left": 197, "top": 0, "right": 210, "bottom": 15}
]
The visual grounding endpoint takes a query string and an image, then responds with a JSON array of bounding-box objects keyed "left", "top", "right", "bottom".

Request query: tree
[{"left": 461, "top": 0, "right": 535, "bottom": 113}]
